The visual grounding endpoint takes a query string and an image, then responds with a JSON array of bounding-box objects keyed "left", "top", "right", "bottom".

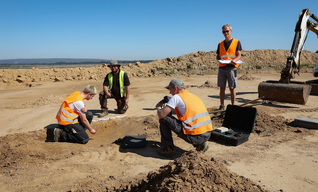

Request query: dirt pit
[{"left": 1, "top": 105, "right": 317, "bottom": 191}]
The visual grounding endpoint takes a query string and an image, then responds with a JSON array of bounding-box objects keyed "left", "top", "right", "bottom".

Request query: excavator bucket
[
  {"left": 258, "top": 81, "right": 312, "bottom": 105},
  {"left": 306, "top": 80, "right": 318, "bottom": 96}
]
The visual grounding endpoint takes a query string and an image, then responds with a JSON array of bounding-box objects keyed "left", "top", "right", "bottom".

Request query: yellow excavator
[{"left": 258, "top": 8, "right": 318, "bottom": 105}]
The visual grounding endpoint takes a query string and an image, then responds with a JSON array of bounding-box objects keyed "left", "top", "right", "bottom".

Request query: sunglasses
[{"left": 222, "top": 30, "right": 230, "bottom": 34}]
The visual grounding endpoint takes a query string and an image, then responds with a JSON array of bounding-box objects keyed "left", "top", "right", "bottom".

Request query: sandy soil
[{"left": 0, "top": 69, "right": 318, "bottom": 191}]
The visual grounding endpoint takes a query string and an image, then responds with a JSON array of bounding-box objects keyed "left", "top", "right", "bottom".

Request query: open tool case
[{"left": 210, "top": 104, "right": 257, "bottom": 146}]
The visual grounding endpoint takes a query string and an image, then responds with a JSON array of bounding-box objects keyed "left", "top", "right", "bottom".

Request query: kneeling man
[{"left": 54, "top": 85, "right": 97, "bottom": 144}]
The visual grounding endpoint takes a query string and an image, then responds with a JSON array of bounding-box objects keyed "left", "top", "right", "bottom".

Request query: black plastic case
[{"left": 210, "top": 105, "right": 257, "bottom": 146}]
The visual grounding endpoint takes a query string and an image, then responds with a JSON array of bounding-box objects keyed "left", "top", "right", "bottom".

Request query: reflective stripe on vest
[
  {"left": 219, "top": 38, "right": 239, "bottom": 68},
  {"left": 56, "top": 91, "right": 83, "bottom": 125},
  {"left": 108, "top": 70, "right": 126, "bottom": 97},
  {"left": 175, "top": 90, "right": 213, "bottom": 135}
]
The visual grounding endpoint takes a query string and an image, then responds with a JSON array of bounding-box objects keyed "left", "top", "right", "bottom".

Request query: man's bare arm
[
  {"left": 156, "top": 101, "right": 173, "bottom": 119},
  {"left": 79, "top": 110, "right": 96, "bottom": 134}
]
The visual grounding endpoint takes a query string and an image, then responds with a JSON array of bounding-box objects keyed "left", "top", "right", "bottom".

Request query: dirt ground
[
  {"left": 0, "top": 73, "right": 318, "bottom": 192},
  {"left": 1, "top": 50, "right": 318, "bottom": 191}
]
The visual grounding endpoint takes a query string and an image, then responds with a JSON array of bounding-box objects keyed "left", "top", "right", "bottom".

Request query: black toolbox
[{"left": 210, "top": 104, "right": 257, "bottom": 146}]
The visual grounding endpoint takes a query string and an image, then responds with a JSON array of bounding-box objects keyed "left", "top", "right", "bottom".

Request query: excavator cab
[{"left": 258, "top": 8, "right": 318, "bottom": 105}]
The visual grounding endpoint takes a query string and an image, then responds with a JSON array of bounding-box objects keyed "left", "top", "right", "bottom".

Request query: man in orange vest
[
  {"left": 98, "top": 60, "right": 130, "bottom": 117},
  {"left": 155, "top": 78, "right": 213, "bottom": 157},
  {"left": 216, "top": 24, "right": 242, "bottom": 110},
  {"left": 54, "top": 85, "right": 97, "bottom": 144}
]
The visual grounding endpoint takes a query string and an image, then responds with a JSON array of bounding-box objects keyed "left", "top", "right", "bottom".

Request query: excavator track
[{"left": 258, "top": 81, "right": 312, "bottom": 105}]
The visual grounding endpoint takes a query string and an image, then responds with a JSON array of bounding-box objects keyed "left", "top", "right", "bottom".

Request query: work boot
[
  {"left": 53, "top": 128, "right": 62, "bottom": 142},
  {"left": 157, "top": 146, "right": 176, "bottom": 157},
  {"left": 98, "top": 110, "right": 108, "bottom": 118},
  {"left": 196, "top": 142, "right": 209, "bottom": 152}
]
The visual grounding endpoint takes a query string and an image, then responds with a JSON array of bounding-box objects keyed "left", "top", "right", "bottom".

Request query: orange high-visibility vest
[
  {"left": 219, "top": 38, "right": 239, "bottom": 68},
  {"left": 175, "top": 90, "right": 213, "bottom": 135},
  {"left": 56, "top": 91, "right": 83, "bottom": 125}
]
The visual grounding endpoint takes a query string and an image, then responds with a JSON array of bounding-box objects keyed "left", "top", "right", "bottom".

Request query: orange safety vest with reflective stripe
[
  {"left": 56, "top": 91, "right": 83, "bottom": 125},
  {"left": 219, "top": 38, "right": 239, "bottom": 68},
  {"left": 175, "top": 90, "right": 213, "bottom": 135}
]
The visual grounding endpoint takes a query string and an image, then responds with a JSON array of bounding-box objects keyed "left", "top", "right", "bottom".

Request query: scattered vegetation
[
  {"left": 301, "top": 63, "right": 316, "bottom": 67},
  {"left": 187, "top": 63, "right": 193, "bottom": 69}
]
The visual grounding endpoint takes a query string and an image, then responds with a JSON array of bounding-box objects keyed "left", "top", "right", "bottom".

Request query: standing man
[
  {"left": 155, "top": 78, "right": 213, "bottom": 157},
  {"left": 54, "top": 85, "right": 97, "bottom": 144},
  {"left": 98, "top": 60, "right": 130, "bottom": 117},
  {"left": 216, "top": 24, "right": 242, "bottom": 110}
]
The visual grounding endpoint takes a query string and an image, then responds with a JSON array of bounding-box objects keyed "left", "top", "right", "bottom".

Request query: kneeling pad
[{"left": 121, "top": 135, "right": 146, "bottom": 148}]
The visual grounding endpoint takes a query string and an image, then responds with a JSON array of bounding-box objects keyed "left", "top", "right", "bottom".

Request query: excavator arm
[
  {"left": 280, "top": 8, "right": 318, "bottom": 83},
  {"left": 258, "top": 8, "right": 318, "bottom": 105}
]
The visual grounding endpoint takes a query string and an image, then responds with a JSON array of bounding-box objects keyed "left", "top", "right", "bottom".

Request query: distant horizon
[
  {"left": 0, "top": 58, "right": 154, "bottom": 65},
  {"left": 0, "top": 58, "right": 154, "bottom": 61}
]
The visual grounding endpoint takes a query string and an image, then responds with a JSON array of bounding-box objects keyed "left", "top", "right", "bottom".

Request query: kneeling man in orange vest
[{"left": 54, "top": 85, "right": 97, "bottom": 144}]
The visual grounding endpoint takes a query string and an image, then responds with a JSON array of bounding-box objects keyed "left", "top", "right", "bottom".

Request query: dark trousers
[
  {"left": 99, "top": 91, "right": 127, "bottom": 114},
  {"left": 59, "top": 111, "right": 93, "bottom": 144},
  {"left": 159, "top": 114, "right": 211, "bottom": 149}
]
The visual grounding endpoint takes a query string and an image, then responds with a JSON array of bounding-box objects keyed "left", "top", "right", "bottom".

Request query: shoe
[
  {"left": 53, "top": 128, "right": 62, "bottom": 142},
  {"left": 218, "top": 105, "right": 225, "bottom": 111},
  {"left": 157, "top": 146, "right": 176, "bottom": 157},
  {"left": 98, "top": 111, "right": 108, "bottom": 118},
  {"left": 196, "top": 142, "right": 209, "bottom": 152}
]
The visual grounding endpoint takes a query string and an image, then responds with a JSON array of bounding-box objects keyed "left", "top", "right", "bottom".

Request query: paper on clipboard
[{"left": 218, "top": 59, "right": 244, "bottom": 64}]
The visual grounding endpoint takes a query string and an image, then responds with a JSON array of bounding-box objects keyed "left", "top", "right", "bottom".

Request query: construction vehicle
[{"left": 258, "top": 8, "right": 318, "bottom": 105}]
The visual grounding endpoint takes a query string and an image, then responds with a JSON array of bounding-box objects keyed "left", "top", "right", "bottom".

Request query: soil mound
[
  {"left": 1, "top": 49, "right": 317, "bottom": 87},
  {"left": 238, "top": 74, "right": 260, "bottom": 80},
  {"left": 186, "top": 80, "right": 218, "bottom": 89},
  {"left": 199, "top": 80, "right": 218, "bottom": 88},
  {"left": 211, "top": 106, "right": 314, "bottom": 135},
  {"left": 116, "top": 151, "right": 267, "bottom": 192}
]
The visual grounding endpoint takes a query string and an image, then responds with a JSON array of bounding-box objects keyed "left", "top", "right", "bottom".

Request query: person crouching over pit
[
  {"left": 155, "top": 78, "right": 213, "bottom": 157},
  {"left": 54, "top": 85, "right": 97, "bottom": 144}
]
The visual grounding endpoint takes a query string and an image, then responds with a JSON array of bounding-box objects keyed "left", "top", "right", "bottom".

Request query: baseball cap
[{"left": 165, "top": 78, "right": 185, "bottom": 89}]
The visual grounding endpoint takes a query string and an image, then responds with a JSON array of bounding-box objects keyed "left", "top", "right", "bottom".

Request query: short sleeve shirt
[
  {"left": 70, "top": 101, "right": 85, "bottom": 114},
  {"left": 167, "top": 94, "right": 186, "bottom": 116},
  {"left": 103, "top": 70, "right": 130, "bottom": 97}
]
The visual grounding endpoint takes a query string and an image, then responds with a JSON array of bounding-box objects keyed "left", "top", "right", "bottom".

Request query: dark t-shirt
[{"left": 103, "top": 70, "right": 130, "bottom": 97}]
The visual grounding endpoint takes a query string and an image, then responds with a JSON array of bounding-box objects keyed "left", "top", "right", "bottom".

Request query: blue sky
[{"left": 1, "top": 0, "right": 318, "bottom": 60}]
